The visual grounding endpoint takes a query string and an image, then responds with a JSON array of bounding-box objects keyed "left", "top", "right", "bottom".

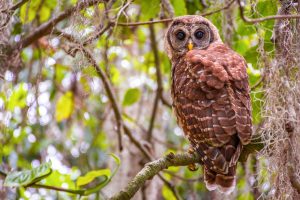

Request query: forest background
[{"left": 1, "top": 0, "right": 300, "bottom": 199}]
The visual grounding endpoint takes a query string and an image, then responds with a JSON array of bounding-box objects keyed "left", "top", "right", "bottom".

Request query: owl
[{"left": 164, "top": 15, "right": 252, "bottom": 193}]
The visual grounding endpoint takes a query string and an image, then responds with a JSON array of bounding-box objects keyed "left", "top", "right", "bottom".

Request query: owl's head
[{"left": 164, "top": 15, "right": 222, "bottom": 60}]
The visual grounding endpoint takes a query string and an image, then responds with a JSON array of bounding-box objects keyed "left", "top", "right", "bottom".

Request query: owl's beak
[{"left": 187, "top": 40, "right": 193, "bottom": 51}]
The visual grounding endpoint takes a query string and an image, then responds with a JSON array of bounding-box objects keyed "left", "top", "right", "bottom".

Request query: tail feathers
[
  {"left": 215, "top": 174, "right": 236, "bottom": 194},
  {"left": 204, "top": 167, "right": 236, "bottom": 194}
]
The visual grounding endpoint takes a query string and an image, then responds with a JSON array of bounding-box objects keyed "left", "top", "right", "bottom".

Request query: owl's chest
[{"left": 171, "top": 63, "right": 206, "bottom": 101}]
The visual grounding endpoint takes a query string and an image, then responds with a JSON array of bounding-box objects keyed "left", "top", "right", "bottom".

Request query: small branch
[
  {"left": 28, "top": 183, "right": 85, "bottom": 195},
  {"left": 0, "top": 0, "right": 29, "bottom": 13},
  {"left": 115, "top": 0, "right": 235, "bottom": 26},
  {"left": 14, "top": 0, "right": 106, "bottom": 50},
  {"left": 147, "top": 23, "right": 162, "bottom": 141},
  {"left": 82, "top": 23, "right": 112, "bottom": 46},
  {"left": 251, "top": 71, "right": 265, "bottom": 90},
  {"left": 110, "top": 134, "right": 263, "bottom": 200},
  {"left": 157, "top": 173, "right": 182, "bottom": 200},
  {"left": 148, "top": 21, "right": 172, "bottom": 109},
  {"left": 161, "top": 0, "right": 175, "bottom": 18},
  {"left": 237, "top": 0, "right": 300, "bottom": 24},
  {"left": 109, "top": 152, "right": 199, "bottom": 200},
  {"left": 55, "top": 30, "right": 123, "bottom": 151},
  {"left": 0, "top": 171, "right": 85, "bottom": 195},
  {"left": 163, "top": 170, "right": 202, "bottom": 182},
  {"left": 200, "top": 0, "right": 209, "bottom": 8},
  {"left": 76, "top": 43, "right": 124, "bottom": 151},
  {"left": 147, "top": 92, "right": 160, "bottom": 141}
]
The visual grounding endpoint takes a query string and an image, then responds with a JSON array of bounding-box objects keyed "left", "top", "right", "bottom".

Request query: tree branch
[
  {"left": 115, "top": 0, "right": 235, "bottom": 26},
  {"left": 0, "top": 171, "right": 85, "bottom": 195},
  {"left": 147, "top": 23, "right": 162, "bottom": 141},
  {"left": 14, "top": 0, "right": 106, "bottom": 50},
  {"left": 54, "top": 29, "right": 124, "bottom": 151},
  {"left": 0, "top": 0, "right": 30, "bottom": 30},
  {"left": 237, "top": 0, "right": 300, "bottom": 24},
  {"left": 109, "top": 152, "right": 199, "bottom": 200},
  {"left": 110, "top": 135, "right": 263, "bottom": 199}
]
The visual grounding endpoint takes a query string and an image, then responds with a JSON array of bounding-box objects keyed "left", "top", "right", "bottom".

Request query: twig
[
  {"left": 251, "top": 71, "right": 265, "bottom": 90},
  {"left": 147, "top": 91, "right": 160, "bottom": 141},
  {"left": 148, "top": 21, "right": 172, "bottom": 110},
  {"left": 200, "top": 0, "right": 209, "bottom": 8},
  {"left": 157, "top": 173, "right": 182, "bottom": 200},
  {"left": 109, "top": 152, "right": 200, "bottom": 200},
  {"left": 0, "top": 171, "right": 85, "bottom": 195},
  {"left": 28, "top": 183, "right": 85, "bottom": 195},
  {"left": 237, "top": 0, "right": 300, "bottom": 24},
  {"left": 161, "top": 0, "right": 175, "bottom": 18},
  {"left": 76, "top": 42, "right": 124, "bottom": 151},
  {"left": 55, "top": 30, "right": 123, "bottom": 151},
  {"left": 0, "top": 0, "right": 30, "bottom": 29},
  {"left": 14, "top": 0, "right": 106, "bottom": 50},
  {"left": 0, "top": 0, "right": 29, "bottom": 30},
  {"left": 115, "top": 0, "right": 235, "bottom": 26},
  {"left": 0, "top": 0, "right": 29, "bottom": 13},
  {"left": 163, "top": 170, "right": 202, "bottom": 182},
  {"left": 147, "top": 23, "right": 162, "bottom": 141},
  {"left": 82, "top": 23, "right": 112, "bottom": 46}
]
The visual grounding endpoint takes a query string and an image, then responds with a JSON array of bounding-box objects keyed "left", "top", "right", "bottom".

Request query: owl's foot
[
  {"left": 188, "top": 147, "right": 195, "bottom": 154},
  {"left": 188, "top": 147, "right": 198, "bottom": 171},
  {"left": 188, "top": 163, "right": 198, "bottom": 171}
]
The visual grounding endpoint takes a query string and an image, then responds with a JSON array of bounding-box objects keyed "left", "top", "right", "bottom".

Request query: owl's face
[{"left": 165, "top": 15, "right": 222, "bottom": 60}]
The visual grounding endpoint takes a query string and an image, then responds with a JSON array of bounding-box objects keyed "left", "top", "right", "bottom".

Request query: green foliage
[
  {"left": 77, "top": 154, "right": 120, "bottom": 195},
  {"left": 122, "top": 88, "right": 141, "bottom": 106},
  {"left": 171, "top": 0, "right": 187, "bottom": 16},
  {"left": 138, "top": 0, "right": 160, "bottom": 20},
  {"left": 1, "top": 0, "right": 279, "bottom": 198},
  {"left": 4, "top": 161, "right": 52, "bottom": 187},
  {"left": 55, "top": 91, "right": 74, "bottom": 122},
  {"left": 20, "top": 0, "right": 57, "bottom": 23},
  {"left": 7, "top": 83, "right": 28, "bottom": 111}
]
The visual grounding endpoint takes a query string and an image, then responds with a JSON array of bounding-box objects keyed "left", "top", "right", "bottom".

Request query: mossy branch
[{"left": 110, "top": 137, "right": 264, "bottom": 200}]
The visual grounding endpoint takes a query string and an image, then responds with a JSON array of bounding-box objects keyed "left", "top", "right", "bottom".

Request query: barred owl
[{"left": 164, "top": 15, "right": 252, "bottom": 193}]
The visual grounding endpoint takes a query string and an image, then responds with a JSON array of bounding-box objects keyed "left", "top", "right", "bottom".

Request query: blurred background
[{"left": 1, "top": 0, "right": 300, "bottom": 199}]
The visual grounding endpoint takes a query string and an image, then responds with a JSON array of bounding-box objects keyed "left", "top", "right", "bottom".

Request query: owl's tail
[{"left": 204, "top": 166, "right": 236, "bottom": 194}]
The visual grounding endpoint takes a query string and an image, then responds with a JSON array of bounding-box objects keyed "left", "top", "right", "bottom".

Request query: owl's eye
[
  {"left": 176, "top": 31, "right": 186, "bottom": 40},
  {"left": 194, "top": 30, "right": 204, "bottom": 39}
]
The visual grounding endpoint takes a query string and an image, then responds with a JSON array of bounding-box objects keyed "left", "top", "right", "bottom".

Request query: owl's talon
[
  {"left": 188, "top": 163, "right": 198, "bottom": 171},
  {"left": 188, "top": 147, "right": 195, "bottom": 154}
]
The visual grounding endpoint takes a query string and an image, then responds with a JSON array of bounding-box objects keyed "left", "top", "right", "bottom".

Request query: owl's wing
[{"left": 185, "top": 43, "right": 252, "bottom": 146}]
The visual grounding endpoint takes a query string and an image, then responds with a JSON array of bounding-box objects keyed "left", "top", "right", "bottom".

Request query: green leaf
[
  {"left": 122, "top": 88, "right": 141, "bottom": 106},
  {"left": 162, "top": 185, "right": 176, "bottom": 200},
  {"left": 171, "top": 0, "right": 187, "bottom": 16},
  {"left": 4, "top": 161, "right": 52, "bottom": 187},
  {"left": 7, "top": 83, "right": 28, "bottom": 111},
  {"left": 20, "top": 0, "right": 57, "bottom": 23},
  {"left": 77, "top": 169, "right": 111, "bottom": 187},
  {"left": 55, "top": 91, "right": 74, "bottom": 122},
  {"left": 137, "top": 0, "right": 160, "bottom": 20},
  {"left": 78, "top": 154, "right": 120, "bottom": 196}
]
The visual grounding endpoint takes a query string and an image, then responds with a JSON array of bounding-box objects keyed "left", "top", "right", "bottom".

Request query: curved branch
[
  {"left": 109, "top": 152, "right": 199, "bottom": 200},
  {"left": 110, "top": 136, "right": 264, "bottom": 199}
]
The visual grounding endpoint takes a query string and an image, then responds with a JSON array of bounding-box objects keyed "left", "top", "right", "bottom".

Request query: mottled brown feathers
[{"left": 166, "top": 16, "right": 252, "bottom": 194}]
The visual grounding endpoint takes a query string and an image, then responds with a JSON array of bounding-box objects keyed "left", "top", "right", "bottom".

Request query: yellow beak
[{"left": 188, "top": 42, "right": 193, "bottom": 51}]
